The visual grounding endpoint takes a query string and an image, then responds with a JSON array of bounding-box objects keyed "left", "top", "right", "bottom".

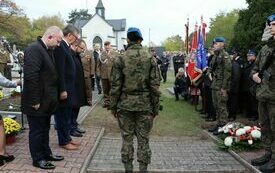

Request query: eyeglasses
[
  {"left": 78, "top": 46, "right": 85, "bottom": 50},
  {"left": 71, "top": 33, "right": 79, "bottom": 40},
  {"left": 270, "top": 23, "right": 275, "bottom": 26}
]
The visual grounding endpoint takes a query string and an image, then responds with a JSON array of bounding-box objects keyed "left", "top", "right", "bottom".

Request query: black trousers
[
  {"left": 205, "top": 86, "right": 216, "bottom": 118},
  {"left": 228, "top": 92, "right": 239, "bottom": 118},
  {"left": 161, "top": 71, "right": 167, "bottom": 82},
  {"left": 71, "top": 107, "right": 80, "bottom": 132},
  {"left": 27, "top": 115, "right": 52, "bottom": 163},
  {"left": 95, "top": 75, "right": 102, "bottom": 93},
  {"left": 244, "top": 91, "right": 258, "bottom": 118}
]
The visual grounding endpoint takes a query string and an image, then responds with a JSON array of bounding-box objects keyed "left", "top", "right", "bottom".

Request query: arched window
[{"left": 93, "top": 36, "right": 102, "bottom": 48}]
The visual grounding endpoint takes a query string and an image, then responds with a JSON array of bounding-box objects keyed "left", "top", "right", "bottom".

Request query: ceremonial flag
[
  {"left": 201, "top": 16, "right": 207, "bottom": 42},
  {"left": 191, "top": 23, "right": 198, "bottom": 52},
  {"left": 196, "top": 31, "right": 207, "bottom": 71},
  {"left": 185, "top": 18, "right": 189, "bottom": 54}
]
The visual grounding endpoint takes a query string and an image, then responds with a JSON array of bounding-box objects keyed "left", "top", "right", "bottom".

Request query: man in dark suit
[
  {"left": 93, "top": 43, "right": 102, "bottom": 94},
  {"left": 53, "top": 24, "right": 80, "bottom": 150},
  {"left": 23, "top": 26, "right": 64, "bottom": 169}
]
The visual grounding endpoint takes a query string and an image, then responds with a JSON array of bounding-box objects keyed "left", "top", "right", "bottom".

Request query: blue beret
[
  {"left": 213, "top": 37, "right": 226, "bottom": 43},
  {"left": 127, "top": 27, "right": 143, "bottom": 40},
  {"left": 267, "top": 14, "right": 275, "bottom": 25},
  {"left": 247, "top": 50, "right": 256, "bottom": 56}
]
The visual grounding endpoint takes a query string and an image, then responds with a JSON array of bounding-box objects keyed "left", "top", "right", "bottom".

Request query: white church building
[{"left": 74, "top": 0, "right": 127, "bottom": 50}]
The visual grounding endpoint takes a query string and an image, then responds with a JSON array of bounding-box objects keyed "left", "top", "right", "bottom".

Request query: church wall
[
  {"left": 116, "top": 31, "right": 127, "bottom": 50},
  {"left": 82, "top": 14, "right": 114, "bottom": 49}
]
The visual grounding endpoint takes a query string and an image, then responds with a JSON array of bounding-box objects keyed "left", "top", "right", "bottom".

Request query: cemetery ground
[{"left": 0, "top": 71, "right": 264, "bottom": 172}]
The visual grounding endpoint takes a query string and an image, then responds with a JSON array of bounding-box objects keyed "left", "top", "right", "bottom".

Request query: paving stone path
[
  {"left": 87, "top": 136, "right": 249, "bottom": 173},
  {"left": 0, "top": 126, "right": 102, "bottom": 173}
]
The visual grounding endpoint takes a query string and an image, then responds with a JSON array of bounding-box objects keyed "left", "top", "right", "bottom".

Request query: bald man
[{"left": 23, "top": 26, "right": 64, "bottom": 169}]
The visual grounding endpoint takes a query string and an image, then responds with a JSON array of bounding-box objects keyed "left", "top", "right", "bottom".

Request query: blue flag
[{"left": 196, "top": 32, "right": 207, "bottom": 70}]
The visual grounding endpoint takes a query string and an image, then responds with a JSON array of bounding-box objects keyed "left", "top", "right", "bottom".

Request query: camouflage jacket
[
  {"left": 208, "top": 49, "right": 231, "bottom": 91},
  {"left": 98, "top": 50, "right": 118, "bottom": 79},
  {"left": 109, "top": 43, "right": 161, "bottom": 115},
  {"left": 251, "top": 37, "right": 275, "bottom": 102}
]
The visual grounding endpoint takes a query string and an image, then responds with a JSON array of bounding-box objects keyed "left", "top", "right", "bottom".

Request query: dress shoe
[
  {"left": 0, "top": 155, "right": 15, "bottom": 166},
  {"left": 70, "top": 140, "right": 81, "bottom": 146},
  {"left": 76, "top": 127, "right": 86, "bottom": 133},
  {"left": 259, "top": 160, "right": 275, "bottom": 173},
  {"left": 45, "top": 154, "right": 64, "bottom": 161},
  {"left": 70, "top": 131, "right": 83, "bottom": 137},
  {"left": 251, "top": 152, "right": 271, "bottom": 166},
  {"left": 33, "top": 160, "right": 55, "bottom": 169},
  {"left": 61, "top": 143, "right": 78, "bottom": 150}
]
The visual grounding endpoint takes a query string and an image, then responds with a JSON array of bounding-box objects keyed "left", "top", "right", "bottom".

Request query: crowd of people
[
  {"left": 0, "top": 24, "right": 160, "bottom": 173},
  {"left": 0, "top": 12, "right": 274, "bottom": 173},
  {"left": 156, "top": 14, "right": 275, "bottom": 173}
]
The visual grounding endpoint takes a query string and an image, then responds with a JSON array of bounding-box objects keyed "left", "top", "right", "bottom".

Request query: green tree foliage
[
  {"left": 231, "top": 0, "right": 275, "bottom": 55},
  {"left": 0, "top": 0, "right": 31, "bottom": 49},
  {"left": 68, "top": 9, "right": 92, "bottom": 24},
  {"left": 206, "top": 10, "right": 239, "bottom": 48},
  {"left": 162, "top": 35, "right": 184, "bottom": 51},
  {"left": 0, "top": 1, "right": 65, "bottom": 49},
  {"left": 31, "top": 15, "right": 65, "bottom": 39}
]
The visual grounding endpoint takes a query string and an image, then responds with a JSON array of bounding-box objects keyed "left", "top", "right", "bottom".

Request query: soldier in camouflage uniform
[
  {"left": 250, "top": 14, "right": 275, "bottom": 173},
  {"left": 207, "top": 37, "right": 231, "bottom": 135},
  {"left": 109, "top": 27, "right": 160, "bottom": 173}
]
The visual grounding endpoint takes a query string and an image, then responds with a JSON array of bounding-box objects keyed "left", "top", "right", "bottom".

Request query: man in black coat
[
  {"left": 228, "top": 50, "right": 242, "bottom": 121},
  {"left": 22, "top": 26, "right": 64, "bottom": 169},
  {"left": 53, "top": 24, "right": 80, "bottom": 150},
  {"left": 93, "top": 44, "right": 102, "bottom": 94},
  {"left": 173, "top": 52, "right": 185, "bottom": 76},
  {"left": 70, "top": 39, "right": 89, "bottom": 137},
  {"left": 159, "top": 52, "right": 170, "bottom": 83},
  {"left": 242, "top": 50, "right": 258, "bottom": 121}
]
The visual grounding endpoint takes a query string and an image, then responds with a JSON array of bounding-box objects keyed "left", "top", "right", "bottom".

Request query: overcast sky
[{"left": 14, "top": 0, "right": 248, "bottom": 46}]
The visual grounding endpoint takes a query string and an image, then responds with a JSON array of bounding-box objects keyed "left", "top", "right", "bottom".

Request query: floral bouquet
[
  {"left": 216, "top": 122, "right": 262, "bottom": 151},
  {"left": 3, "top": 117, "right": 21, "bottom": 137},
  {"left": 10, "top": 86, "right": 21, "bottom": 97}
]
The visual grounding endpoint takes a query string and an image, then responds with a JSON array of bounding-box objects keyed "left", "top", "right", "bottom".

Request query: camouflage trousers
[
  {"left": 212, "top": 89, "right": 228, "bottom": 125},
  {"left": 117, "top": 110, "right": 154, "bottom": 165},
  {"left": 258, "top": 101, "right": 275, "bottom": 158}
]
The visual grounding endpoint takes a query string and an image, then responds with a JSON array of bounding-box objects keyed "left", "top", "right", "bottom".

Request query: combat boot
[
  {"left": 259, "top": 160, "right": 275, "bottom": 173},
  {"left": 124, "top": 162, "right": 133, "bottom": 173},
  {"left": 251, "top": 152, "right": 271, "bottom": 166},
  {"left": 139, "top": 163, "right": 148, "bottom": 173}
]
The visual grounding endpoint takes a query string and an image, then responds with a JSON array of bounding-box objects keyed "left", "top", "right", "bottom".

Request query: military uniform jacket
[
  {"left": 81, "top": 50, "right": 95, "bottom": 78},
  {"left": 0, "top": 44, "right": 10, "bottom": 74},
  {"left": 109, "top": 43, "right": 161, "bottom": 115},
  {"left": 98, "top": 50, "right": 118, "bottom": 79},
  {"left": 251, "top": 37, "right": 275, "bottom": 102},
  {"left": 208, "top": 49, "right": 231, "bottom": 91}
]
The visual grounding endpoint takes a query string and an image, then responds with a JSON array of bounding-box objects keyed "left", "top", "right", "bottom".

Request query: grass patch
[{"left": 83, "top": 71, "right": 203, "bottom": 137}]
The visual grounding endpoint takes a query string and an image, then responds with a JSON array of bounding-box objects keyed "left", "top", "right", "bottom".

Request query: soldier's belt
[{"left": 123, "top": 91, "right": 150, "bottom": 95}]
